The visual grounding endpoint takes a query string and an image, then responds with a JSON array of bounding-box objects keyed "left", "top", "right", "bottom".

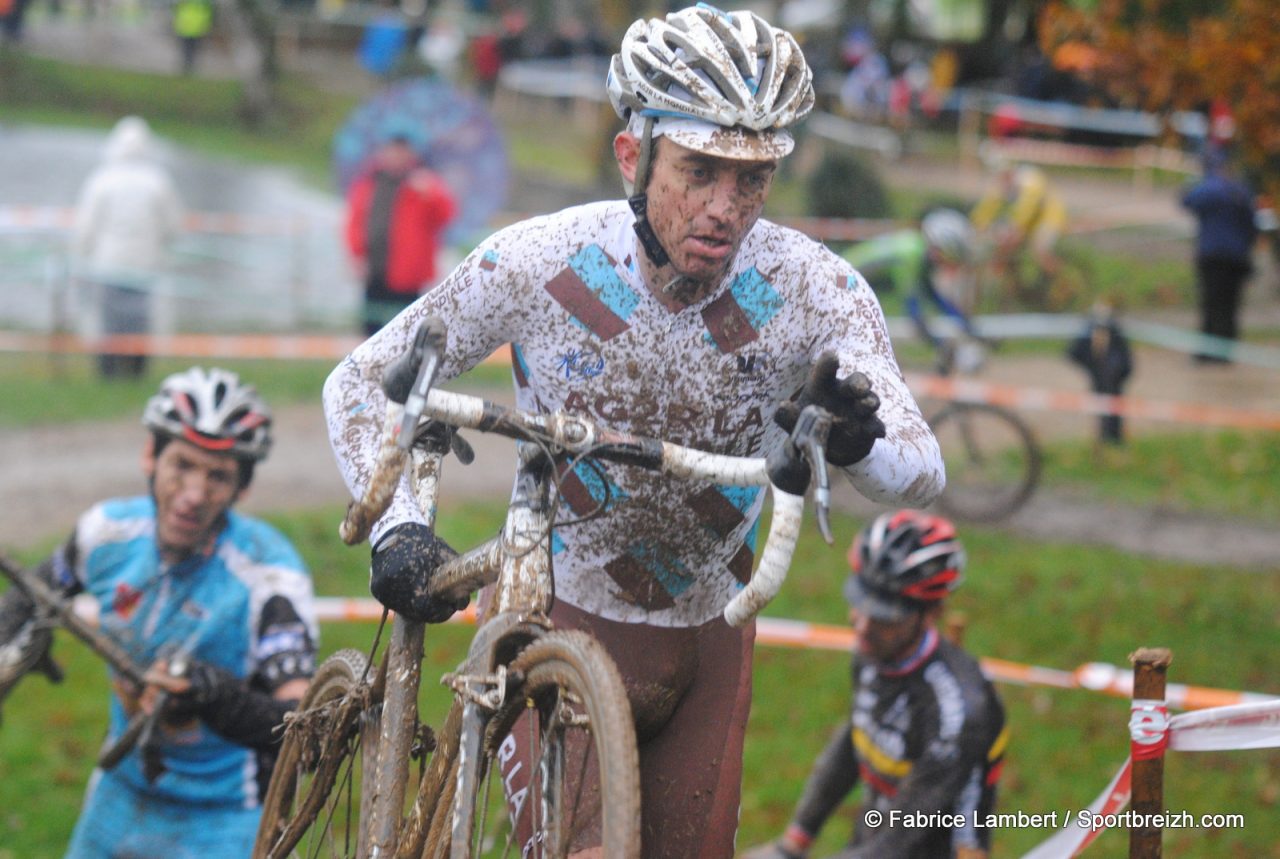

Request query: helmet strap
[{"left": 627, "top": 116, "right": 672, "bottom": 269}]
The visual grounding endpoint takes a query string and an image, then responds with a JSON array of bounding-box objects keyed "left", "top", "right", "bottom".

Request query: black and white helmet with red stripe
[
  {"left": 845, "top": 510, "right": 965, "bottom": 619},
  {"left": 143, "top": 367, "right": 273, "bottom": 461}
]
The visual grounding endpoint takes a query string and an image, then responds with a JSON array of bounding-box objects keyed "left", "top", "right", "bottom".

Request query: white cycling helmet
[
  {"left": 922, "top": 208, "right": 975, "bottom": 264},
  {"left": 607, "top": 4, "right": 814, "bottom": 161},
  {"left": 143, "top": 367, "right": 273, "bottom": 461}
]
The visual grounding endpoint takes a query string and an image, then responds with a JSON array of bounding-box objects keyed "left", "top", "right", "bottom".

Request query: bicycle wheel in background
[
  {"left": 254, "top": 649, "right": 380, "bottom": 859},
  {"left": 433, "top": 629, "right": 641, "bottom": 859},
  {"left": 929, "top": 402, "right": 1042, "bottom": 522}
]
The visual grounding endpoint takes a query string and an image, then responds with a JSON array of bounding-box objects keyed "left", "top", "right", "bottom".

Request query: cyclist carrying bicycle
[
  {"left": 841, "top": 208, "right": 983, "bottom": 372},
  {"left": 0, "top": 368, "right": 317, "bottom": 859},
  {"left": 323, "top": 6, "right": 943, "bottom": 856},
  {"left": 744, "top": 510, "right": 1007, "bottom": 859},
  {"left": 970, "top": 155, "right": 1068, "bottom": 294}
]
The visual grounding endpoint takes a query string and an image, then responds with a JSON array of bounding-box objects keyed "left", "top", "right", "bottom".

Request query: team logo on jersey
[
  {"left": 555, "top": 347, "right": 605, "bottom": 381},
  {"left": 111, "top": 583, "right": 143, "bottom": 620},
  {"left": 733, "top": 351, "right": 773, "bottom": 381}
]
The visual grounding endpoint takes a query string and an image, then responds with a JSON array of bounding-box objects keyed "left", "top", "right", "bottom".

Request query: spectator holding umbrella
[{"left": 343, "top": 128, "right": 457, "bottom": 335}]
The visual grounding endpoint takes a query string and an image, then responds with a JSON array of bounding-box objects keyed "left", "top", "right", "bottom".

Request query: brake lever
[
  {"left": 381, "top": 316, "right": 448, "bottom": 451},
  {"left": 789, "top": 405, "right": 834, "bottom": 545}
]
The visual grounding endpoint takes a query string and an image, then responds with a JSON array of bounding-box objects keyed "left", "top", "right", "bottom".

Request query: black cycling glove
[
  {"left": 370, "top": 522, "right": 468, "bottom": 624},
  {"left": 773, "top": 352, "right": 886, "bottom": 467},
  {"left": 165, "top": 661, "right": 297, "bottom": 749}
]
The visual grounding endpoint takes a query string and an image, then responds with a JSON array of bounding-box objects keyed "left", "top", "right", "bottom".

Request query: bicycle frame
[
  {"left": 0, "top": 553, "right": 185, "bottom": 776},
  {"left": 330, "top": 321, "right": 821, "bottom": 858}
]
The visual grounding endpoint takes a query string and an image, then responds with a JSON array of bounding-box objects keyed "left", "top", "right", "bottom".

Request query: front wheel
[
  {"left": 434, "top": 629, "right": 642, "bottom": 858},
  {"left": 929, "top": 402, "right": 1041, "bottom": 522},
  {"left": 254, "top": 649, "right": 379, "bottom": 859}
]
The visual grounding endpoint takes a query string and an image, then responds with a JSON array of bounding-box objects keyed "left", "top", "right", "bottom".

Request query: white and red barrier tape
[
  {"left": 1023, "top": 698, "right": 1280, "bottom": 858},
  {"left": 310, "top": 597, "right": 1275, "bottom": 712}
]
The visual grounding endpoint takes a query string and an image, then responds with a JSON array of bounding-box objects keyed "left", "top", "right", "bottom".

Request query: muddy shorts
[{"left": 497, "top": 599, "right": 756, "bottom": 859}]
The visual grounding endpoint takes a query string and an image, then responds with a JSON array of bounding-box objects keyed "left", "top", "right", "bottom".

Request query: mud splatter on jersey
[{"left": 324, "top": 200, "right": 943, "bottom": 626}]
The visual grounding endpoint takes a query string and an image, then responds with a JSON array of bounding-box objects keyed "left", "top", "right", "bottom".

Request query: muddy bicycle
[
  {"left": 254, "top": 319, "right": 833, "bottom": 858},
  {"left": 0, "top": 553, "right": 201, "bottom": 781}
]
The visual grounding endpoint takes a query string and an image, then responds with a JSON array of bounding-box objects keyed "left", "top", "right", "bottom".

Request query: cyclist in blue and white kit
[
  {"left": 324, "top": 6, "right": 943, "bottom": 857},
  {"left": 0, "top": 368, "right": 317, "bottom": 858}
]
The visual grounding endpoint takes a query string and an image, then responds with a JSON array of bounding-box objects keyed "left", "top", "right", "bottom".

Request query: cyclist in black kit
[{"left": 745, "top": 510, "right": 1006, "bottom": 859}]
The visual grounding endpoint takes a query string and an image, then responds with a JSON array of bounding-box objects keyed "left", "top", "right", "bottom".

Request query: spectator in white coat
[{"left": 72, "top": 116, "right": 184, "bottom": 379}]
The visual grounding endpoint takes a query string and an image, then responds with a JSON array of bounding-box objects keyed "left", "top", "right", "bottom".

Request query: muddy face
[
  {"left": 143, "top": 438, "right": 241, "bottom": 563},
  {"left": 643, "top": 139, "right": 776, "bottom": 288}
]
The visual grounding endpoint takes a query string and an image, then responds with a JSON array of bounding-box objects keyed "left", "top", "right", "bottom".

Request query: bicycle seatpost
[{"left": 381, "top": 316, "right": 448, "bottom": 451}]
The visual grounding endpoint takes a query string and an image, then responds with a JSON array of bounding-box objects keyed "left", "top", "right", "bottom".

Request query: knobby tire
[
  {"left": 425, "top": 629, "right": 641, "bottom": 859},
  {"left": 254, "top": 649, "right": 378, "bottom": 859}
]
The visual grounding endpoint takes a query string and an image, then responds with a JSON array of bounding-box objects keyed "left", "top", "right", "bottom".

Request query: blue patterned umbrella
[{"left": 333, "top": 77, "right": 510, "bottom": 244}]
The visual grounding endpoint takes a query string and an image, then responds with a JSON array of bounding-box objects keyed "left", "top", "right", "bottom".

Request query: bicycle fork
[{"left": 448, "top": 452, "right": 557, "bottom": 858}]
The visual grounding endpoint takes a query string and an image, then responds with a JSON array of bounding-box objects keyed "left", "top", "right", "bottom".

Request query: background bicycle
[
  {"left": 917, "top": 335, "right": 1043, "bottom": 523},
  {"left": 974, "top": 233, "right": 1096, "bottom": 313},
  {"left": 255, "top": 321, "right": 827, "bottom": 859}
]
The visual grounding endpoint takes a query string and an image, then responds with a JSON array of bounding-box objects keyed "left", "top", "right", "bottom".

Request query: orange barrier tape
[
  {"left": 0, "top": 205, "right": 306, "bottom": 236},
  {"left": 4, "top": 331, "right": 1276, "bottom": 429},
  {"left": 310, "top": 598, "right": 1275, "bottom": 711},
  {"left": 0, "top": 331, "right": 515, "bottom": 366},
  {"left": 904, "top": 372, "right": 1280, "bottom": 431}
]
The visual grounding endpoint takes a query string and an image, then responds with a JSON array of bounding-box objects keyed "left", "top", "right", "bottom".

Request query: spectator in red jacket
[{"left": 344, "top": 134, "right": 457, "bottom": 335}]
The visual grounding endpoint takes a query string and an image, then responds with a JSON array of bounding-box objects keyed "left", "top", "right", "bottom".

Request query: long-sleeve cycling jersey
[
  {"left": 52, "top": 496, "right": 318, "bottom": 808},
  {"left": 790, "top": 630, "right": 1007, "bottom": 857},
  {"left": 324, "top": 200, "right": 944, "bottom": 627}
]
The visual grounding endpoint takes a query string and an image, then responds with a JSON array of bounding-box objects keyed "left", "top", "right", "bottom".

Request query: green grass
[
  {"left": 0, "top": 352, "right": 513, "bottom": 428},
  {"left": 3, "top": 502, "right": 1279, "bottom": 857},
  {"left": 0, "top": 353, "right": 333, "bottom": 428},
  {"left": 0, "top": 53, "right": 356, "bottom": 188},
  {"left": 1040, "top": 429, "right": 1280, "bottom": 523}
]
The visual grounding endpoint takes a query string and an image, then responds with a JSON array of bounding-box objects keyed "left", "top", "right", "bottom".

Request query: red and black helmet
[{"left": 843, "top": 510, "right": 966, "bottom": 620}]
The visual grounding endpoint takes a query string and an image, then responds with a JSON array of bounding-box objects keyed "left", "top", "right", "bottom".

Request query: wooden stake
[{"left": 1129, "top": 647, "right": 1172, "bottom": 859}]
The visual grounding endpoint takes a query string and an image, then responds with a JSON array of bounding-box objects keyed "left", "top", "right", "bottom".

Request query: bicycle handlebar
[
  {"left": 0, "top": 553, "right": 193, "bottom": 778},
  {"left": 340, "top": 317, "right": 830, "bottom": 628},
  {"left": 0, "top": 554, "right": 146, "bottom": 689}
]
